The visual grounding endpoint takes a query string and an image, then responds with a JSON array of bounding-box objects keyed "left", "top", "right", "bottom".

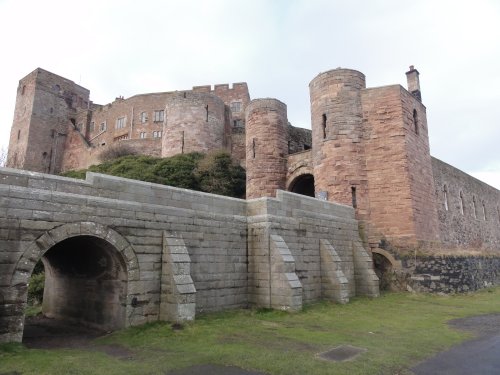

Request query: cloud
[{"left": 0, "top": 0, "right": 498, "bottom": 188}]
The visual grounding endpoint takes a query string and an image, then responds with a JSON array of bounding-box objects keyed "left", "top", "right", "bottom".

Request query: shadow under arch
[
  {"left": 288, "top": 173, "right": 315, "bottom": 197},
  {"left": 371, "top": 248, "right": 401, "bottom": 291},
  {"left": 9, "top": 222, "right": 140, "bottom": 343}
]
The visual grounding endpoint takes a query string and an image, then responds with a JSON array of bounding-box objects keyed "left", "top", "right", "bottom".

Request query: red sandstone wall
[
  {"left": 362, "top": 85, "right": 439, "bottom": 248},
  {"left": 309, "top": 69, "right": 369, "bottom": 221},
  {"left": 7, "top": 68, "right": 90, "bottom": 174},
  {"left": 162, "top": 92, "right": 226, "bottom": 157},
  {"left": 245, "top": 99, "right": 288, "bottom": 199}
]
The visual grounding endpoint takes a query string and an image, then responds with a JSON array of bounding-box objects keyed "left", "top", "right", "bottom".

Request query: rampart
[{"left": 0, "top": 167, "right": 378, "bottom": 343}]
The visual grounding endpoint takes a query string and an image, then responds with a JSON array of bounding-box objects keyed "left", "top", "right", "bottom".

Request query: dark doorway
[
  {"left": 22, "top": 235, "right": 127, "bottom": 344},
  {"left": 289, "top": 174, "right": 315, "bottom": 197}
]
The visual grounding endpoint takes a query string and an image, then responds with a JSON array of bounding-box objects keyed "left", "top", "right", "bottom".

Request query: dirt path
[
  {"left": 23, "top": 315, "right": 134, "bottom": 359},
  {"left": 412, "top": 314, "right": 500, "bottom": 375}
]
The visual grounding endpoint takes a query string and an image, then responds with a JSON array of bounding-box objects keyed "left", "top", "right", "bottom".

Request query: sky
[{"left": 0, "top": 0, "right": 499, "bottom": 189}]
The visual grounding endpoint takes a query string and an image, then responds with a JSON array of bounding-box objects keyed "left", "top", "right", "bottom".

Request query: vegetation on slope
[{"left": 61, "top": 150, "right": 246, "bottom": 198}]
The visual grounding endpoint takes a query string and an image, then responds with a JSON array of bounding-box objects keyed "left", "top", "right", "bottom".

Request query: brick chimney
[{"left": 406, "top": 65, "right": 421, "bottom": 102}]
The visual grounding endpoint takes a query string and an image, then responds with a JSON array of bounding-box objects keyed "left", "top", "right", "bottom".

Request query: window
[
  {"left": 89, "top": 121, "right": 95, "bottom": 132},
  {"left": 413, "top": 109, "right": 419, "bottom": 135},
  {"left": 205, "top": 105, "right": 209, "bottom": 122},
  {"left": 153, "top": 131, "right": 162, "bottom": 138},
  {"left": 443, "top": 185, "right": 449, "bottom": 211},
  {"left": 17, "top": 130, "right": 20, "bottom": 140},
  {"left": 140, "top": 132, "right": 146, "bottom": 139},
  {"left": 114, "top": 134, "right": 129, "bottom": 141},
  {"left": 140, "top": 111, "right": 147, "bottom": 123},
  {"left": 351, "top": 187, "right": 357, "bottom": 208},
  {"left": 230, "top": 101, "right": 242, "bottom": 113},
  {"left": 116, "top": 117, "right": 126, "bottom": 129},
  {"left": 459, "top": 191, "right": 465, "bottom": 215},
  {"left": 303, "top": 144, "right": 311, "bottom": 150},
  {"left": 233, "top": 119, "right": 243, "bottom": 127},
  {"left": 21, "top": 85, "right": 26, "bottom": 95},
  {"left": 322, "top": 114, "right": 327, "bottom": 139},
  {"left": 100, "top": 122, "right": 107, "bottom": 131},
  {"left": 482, "top": 202, "right": 487, "bottom": 221},
  {"left": 252, "top": 138, "right": 256, "bottom": 158},
  {"left": 153, "top": 110, "right": 164, "bottom": 122},
  {"left": 472, "top": 196, "right": 478, "bottom": 219},
  {"left": 50, "top": 107, "right": 54, "bottom": 114}
]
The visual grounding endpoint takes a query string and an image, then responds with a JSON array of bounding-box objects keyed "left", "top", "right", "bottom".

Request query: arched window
[
  {"left": 472, "top": 196, "right": 478, "bottom": 219},
  {"left": 413, "top": 109, "right": 419, "bottom": 135},
  {"left": 482, "top": 201, "right": 487, "bottom": 221},
  {"left": 459, "top": 191, "right": 465, "bottom": 215},
  {"left": 443, "top": 185, "right": 449, "bottom": 211},
  {"left": 322, "top": 114, "right": 327, "bottom": 139}
]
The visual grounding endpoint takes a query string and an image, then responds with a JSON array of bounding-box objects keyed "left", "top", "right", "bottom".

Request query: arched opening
[
  {"left": 372, "top": 252, "right": 393, "bottom": 291},
  {"left": 289, "top": 174, "right": 315, "bottom": 197},
  {"left": 22, "top": 235, "right": 128, "bottom": 344}
]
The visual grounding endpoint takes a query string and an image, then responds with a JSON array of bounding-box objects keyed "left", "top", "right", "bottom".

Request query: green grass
[{"left": 2, "top": 288, "right": 500, "bottom": 375}]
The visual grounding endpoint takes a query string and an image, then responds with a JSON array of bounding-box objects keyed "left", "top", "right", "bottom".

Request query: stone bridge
[{"left": 0, "top": 168, "right": 378, "bottom": 343}]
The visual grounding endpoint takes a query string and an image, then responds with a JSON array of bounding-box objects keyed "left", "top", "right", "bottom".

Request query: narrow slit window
[
  {"left": 322, "top": 114, "right": 327, "bottom": 139},
  {"left": 443, "top": 185, "right": 449, "bottom": 211},
  {"left": 482, "top": 202, "right": 487, "bottom": 221},
  {"left": 351, "top": 187, "right": 357, "bottom": 208},
  {"left": 252, "top": 138, "right": 256, "bottom": 158},
  {"left": 181, "top": 131, "right": 185, "bottom": 154},
  {"left": 413, "top": 109, "right": 419, "bottom": 135},
  {"left": 459, "top": 191, "right": 465, "bottom": 215},
  {"left": 17, "top": 130, "right": 20, "bottom": 140},
  {"left": 472, "top": 196, "right": 478, "bottom": 219},
  {"left": 205, "top": 105, "right": 209, "bottom": 122}
]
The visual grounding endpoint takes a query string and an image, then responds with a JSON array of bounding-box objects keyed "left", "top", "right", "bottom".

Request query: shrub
[{"left": 98, "top": 143, "right": 138, "bottom": 162}]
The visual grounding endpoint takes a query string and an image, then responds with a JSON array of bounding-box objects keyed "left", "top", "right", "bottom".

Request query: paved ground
[{"left": 413, "top": 314, "right": 500, "bottom": 375}]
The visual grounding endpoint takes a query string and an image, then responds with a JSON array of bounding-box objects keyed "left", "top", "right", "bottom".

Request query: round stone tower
[
  {"left": 162, "top": 92, "right": 226, "bottom": 157},
  {"left": 309, "top": 68, "right": 368, "bottom": 214},
  {"left": 245, "top": 98, "right": 288, "bottom": 199}
]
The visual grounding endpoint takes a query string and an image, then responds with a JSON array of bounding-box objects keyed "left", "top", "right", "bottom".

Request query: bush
[
  {"left": 98, "top": 143, "right": 137, "bottom": 162},
  {"left": 60, "top": 151, "right": 245, "bottom": 198},
  {"left": 28, "top": 271, "right": 45, "bottom": 305},
  {"left": 195, "top": 150, "right": 245, "bottom": 197}
]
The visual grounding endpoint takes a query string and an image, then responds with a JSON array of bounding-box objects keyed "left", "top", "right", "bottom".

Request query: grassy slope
[{"left": 2, "top": 289, "right": 500, "bottom": 375}]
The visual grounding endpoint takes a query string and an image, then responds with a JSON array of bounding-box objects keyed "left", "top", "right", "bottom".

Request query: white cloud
[{"left": 0, "top": 0, "right": 499, "bottom": 188}]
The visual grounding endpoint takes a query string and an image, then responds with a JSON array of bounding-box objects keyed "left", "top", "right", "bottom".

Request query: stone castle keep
[{"left": 1, "top": 66, "right": 499, "bottom": 343}]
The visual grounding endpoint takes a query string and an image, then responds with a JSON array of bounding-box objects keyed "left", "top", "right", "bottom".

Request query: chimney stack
[{"left": 406, "top": 65, "right": 421, "bottom": 102}]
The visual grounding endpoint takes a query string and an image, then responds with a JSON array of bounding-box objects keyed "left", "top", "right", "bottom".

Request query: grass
[{"left": 1, "top": 288, "right": 500, "bottom": 375}]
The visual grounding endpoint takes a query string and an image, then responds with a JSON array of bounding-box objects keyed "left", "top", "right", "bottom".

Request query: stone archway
[
  {"left": 8, "top": 222, "right": 139, "bottom": 343},
  {"left": 288, "top": 173, "right": 315, "bottom": 197},
  {"left": 371, "top": 248, "right": 401, "bottom": 291}
]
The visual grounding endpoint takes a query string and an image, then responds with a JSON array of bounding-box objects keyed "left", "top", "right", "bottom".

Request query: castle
[
  {"left": 6, "top": 66, "right": 500, "bottom": 284},
  {"left": 2, "top": 66, "right": 500, "bottom": 343}
]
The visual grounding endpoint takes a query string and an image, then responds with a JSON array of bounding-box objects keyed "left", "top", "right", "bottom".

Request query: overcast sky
[{"left": 1, "top": 0, "right": 499, "bottom": 189}]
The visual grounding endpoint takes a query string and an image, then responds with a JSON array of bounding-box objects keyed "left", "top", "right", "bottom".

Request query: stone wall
[
  {"left": 0, "top": 167, "right": 377, "bottom": 343},
  {"left": 405, "top": 256, "right": 500, "bottom": 293},
  {"left": 432, "top": 157, "right": 500, "bottom": 249}
]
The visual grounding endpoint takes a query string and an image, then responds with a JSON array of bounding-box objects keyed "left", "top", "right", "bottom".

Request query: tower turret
[
  {"left": 162, "top": 92, "right": 226, "bottom": 157},
  {"left": 245, "top": 99, "right": 288, "bottom": 199},
  {"left": 309, "top": 68, "right": 368, "bottom": 218}
]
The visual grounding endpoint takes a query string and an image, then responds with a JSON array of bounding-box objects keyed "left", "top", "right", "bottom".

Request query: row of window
[
  {"left": 443, "top": 185, "right": 499, "bottom": 222},
  {"left": 139, "top": 131, "right": 162, "bottom": 139}
]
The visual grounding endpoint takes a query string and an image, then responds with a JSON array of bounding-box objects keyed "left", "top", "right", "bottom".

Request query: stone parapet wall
[
  {"left": 0, "top": 167, "right": 377, "bottom": 343},
  {"left": 432, "top": 157, "right": 500, "bottom": 249}
]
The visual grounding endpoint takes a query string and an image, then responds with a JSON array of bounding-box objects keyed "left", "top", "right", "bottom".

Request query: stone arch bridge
[{"left": 0, "top": 168, "right": 378, "bottom": 343}]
